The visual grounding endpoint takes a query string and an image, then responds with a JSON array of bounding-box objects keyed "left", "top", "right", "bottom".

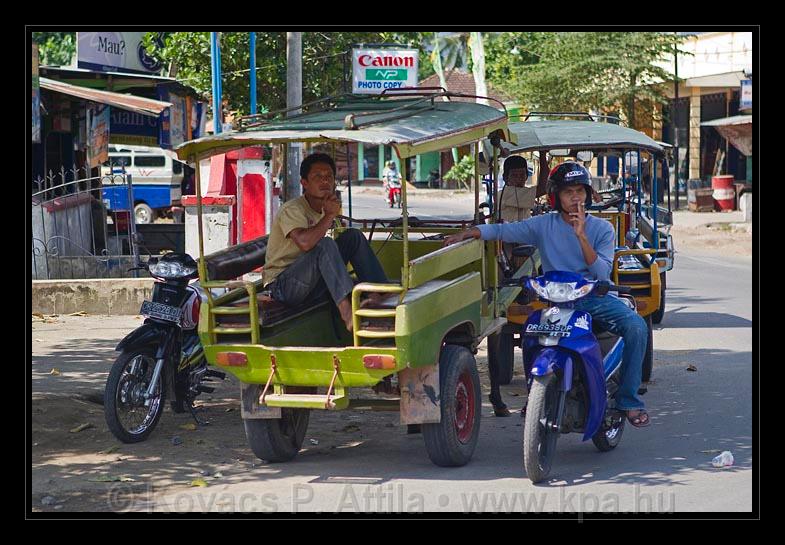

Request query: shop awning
[
  {"left": 176, "top": 94, "right": 514, "bottom": 161},
  {"left": 507, "top": 120, "right": 665, "bottom": 155},
  {"left": 39, "top": 77, "right": 171, "bottom": 117},
  {"left": 701, "top": 115, "right": 752, "bottom": 156}
]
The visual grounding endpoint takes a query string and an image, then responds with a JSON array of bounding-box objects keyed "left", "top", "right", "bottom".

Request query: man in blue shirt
[{"left": 444, "top": 162, "right": 650, "bottom": 428}]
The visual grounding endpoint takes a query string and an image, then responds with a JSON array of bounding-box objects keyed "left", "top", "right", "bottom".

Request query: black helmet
[
  {"left": 547, "top": 161, "right": 593, "bottom": 211},
  {"left": 502, "top": 155, "right": 529, "bottom": 180}
]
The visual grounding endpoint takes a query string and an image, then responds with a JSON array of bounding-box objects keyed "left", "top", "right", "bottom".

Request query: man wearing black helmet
[{"left": 444, "top": 161, "right": 650, "bottom": 428}]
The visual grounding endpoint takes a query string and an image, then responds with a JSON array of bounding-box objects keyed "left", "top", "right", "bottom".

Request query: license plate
[
  {"left": 524, "top": 323, "right": 572, "bottom": 337},
  {"left": 140, "top": 300, "right": 182, "bottom": 323}
]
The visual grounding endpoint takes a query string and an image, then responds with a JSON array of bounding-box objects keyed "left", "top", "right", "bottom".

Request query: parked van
[{"left": 102, "top": 145, "right": 185, "bottom": 224}]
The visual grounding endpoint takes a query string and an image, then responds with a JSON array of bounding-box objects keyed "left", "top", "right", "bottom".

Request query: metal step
[
  {"left": 354, "top": 308, "right": 397, "bottom": 318},
  {"left": 263, "top": 393, "right": 348, "bottom": 410},
  {"left": 211, "top": 307, "right": 252, "bottom": 315},
  {"left": 355, "top": 329, "right": 396, "bottom": 339},
  {"left": 212, "top": 326, "right": 253, "bottom": 334}
]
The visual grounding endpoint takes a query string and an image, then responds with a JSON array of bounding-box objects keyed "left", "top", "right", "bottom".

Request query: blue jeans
[
  {"left": 269, "top": 229, "right": 388, "bottom": 306},
  {"left": 573, "top": 295, "right": 648, "bottom": 411}
]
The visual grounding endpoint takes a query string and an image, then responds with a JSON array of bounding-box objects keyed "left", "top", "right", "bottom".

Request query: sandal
[{"left": 626, "top": 409, "right": 650, "bottom": 428}]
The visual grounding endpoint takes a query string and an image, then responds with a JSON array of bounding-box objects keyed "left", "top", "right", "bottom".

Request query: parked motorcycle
[
  {"left": 503, "top": 267, "right": 636, "bottom": 483},
  {"left": 104, "top": 252, "right": 225, "bottom": 443}
]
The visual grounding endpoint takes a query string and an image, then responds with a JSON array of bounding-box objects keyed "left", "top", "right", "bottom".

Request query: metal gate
[{"left": 31, "top": 166, "right": 141, "bottom": 280}]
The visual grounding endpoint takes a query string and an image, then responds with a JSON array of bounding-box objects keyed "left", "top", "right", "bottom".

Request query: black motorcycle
[{"left": 104, "top": 253, "right": 225, "bottom": 443}]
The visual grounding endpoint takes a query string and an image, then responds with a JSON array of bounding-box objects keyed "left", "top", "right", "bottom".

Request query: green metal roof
[
  {"left": 507, "top": 120, "right": 664, "bottom": 154},
  {"left": 176, "top": 95, "right": 513, "bottom": 161}
]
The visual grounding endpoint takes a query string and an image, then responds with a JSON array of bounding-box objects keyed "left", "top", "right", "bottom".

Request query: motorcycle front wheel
[
  {"left": 104, "top": 345, "right": 165, "bottom": 443},
  {"left": 523, "top": 374, "right": 562, "bottom": 483}
]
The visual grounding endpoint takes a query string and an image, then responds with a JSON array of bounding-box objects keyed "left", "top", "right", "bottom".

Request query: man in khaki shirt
[{"left": 263, "top": 153, "right": 388, "bottom": 332}]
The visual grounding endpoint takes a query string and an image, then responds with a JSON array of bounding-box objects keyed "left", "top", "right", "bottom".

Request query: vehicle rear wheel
[
  {"left": 523, "top": 374, "right": 561, "bottom": 483},
  {"left": 641, "top": 315, "right": 654, "bottom": 384},
  {"left": 651, "top": 273, "right": 666, "bottom": 324},
  {"left": 134, "top": 203, "right": 154, "bottom": 224},
  {"left": 422, "top": 345, "right": 482, "bottom": 467},
  {"left": 244, "top": 409, "right": 310, "bottom": 463},
  {"left": 591, "top": 411, "right": 626, "bottom": 451}
]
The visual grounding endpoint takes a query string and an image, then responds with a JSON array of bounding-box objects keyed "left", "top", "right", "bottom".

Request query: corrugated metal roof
[
  {"left": 176, "top": 95, "right": 512, "bottom": 161},
  {"left": 508, "top": 120, "right": 664, "bottom": 154},
  {"left": 39, "top": 77, "right": 171, "bottom": 117},
  {"left": 700, "top": 115, "right": 752, "bottom": 127}
]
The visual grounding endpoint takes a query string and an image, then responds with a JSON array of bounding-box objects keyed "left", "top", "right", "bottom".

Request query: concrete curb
[{"left": 32, "top": 278, "right": 155, "bottom": 316}]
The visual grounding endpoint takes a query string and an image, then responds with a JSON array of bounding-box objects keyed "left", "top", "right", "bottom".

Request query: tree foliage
[
  {"left": 142, "top": 32, "right": 422, "bottom": 118},
  {"left": 485, "top": 32, "right": 687, "bottom": 129},
  {"left": 32, "top": 32, "right": 76, "bottom": 66}
]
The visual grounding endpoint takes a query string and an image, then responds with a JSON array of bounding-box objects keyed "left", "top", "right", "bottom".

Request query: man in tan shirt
[{"left": 263, "top": 153, "right": 388, "bottom": 332}]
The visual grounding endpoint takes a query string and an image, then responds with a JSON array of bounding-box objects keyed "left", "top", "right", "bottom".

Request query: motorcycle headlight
[
  {"left": 528, "top": 280, "right": 595, "bottom": 303},
  {"left": 149, "top": 260, "right": 197, "bottom": 279}
]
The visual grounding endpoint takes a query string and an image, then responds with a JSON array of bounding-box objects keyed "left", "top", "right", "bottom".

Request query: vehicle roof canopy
[
  {"left": 175, "top": 93, "right": 514, "bottom": 162},
  {"left": 507, "top": 120, "right": 664, "bottom": 155}
]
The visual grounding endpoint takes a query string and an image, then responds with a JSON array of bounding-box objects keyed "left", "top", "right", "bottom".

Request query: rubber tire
[
  {"left": 651, "top": 273, "right": 666, "bottom": 324},
  {"left": 591, "top": 413, "right": 626, "bottom": 452},
  {"left": 422, "top": 345, "right": 482, "bottom": 467},
  {"left": 641, "top": 314, "right": 654, "bottom": 384},
  {"left": 523, "top": 374, "right": 561, "bottom": 483},
  {"left": 488, "top": 332, "right": 515, "bottom": 386},
  {"left": 134, "top": 203, "right": 154, "bottom": 224},
  {"left": 104, "top": 345, "right": 165, "bottom": 444},
  {"left": 244, "top": 408, "right": 310, "bottom": 463}
]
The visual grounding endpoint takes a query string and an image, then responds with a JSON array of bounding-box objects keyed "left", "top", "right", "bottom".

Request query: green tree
[
  {"left": 143, "top": 32, "right": 422, "bottom": 119},
  {"left": 32, "top": 32, "right": 76, "bottom": 66},
  {"left": 486, "top": 32, "right": 687, "bottom": 129}
]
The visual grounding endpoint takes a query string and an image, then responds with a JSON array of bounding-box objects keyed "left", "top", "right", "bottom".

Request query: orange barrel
[{"left": 712, "top": 175, "right": 736, "bottom": 211}]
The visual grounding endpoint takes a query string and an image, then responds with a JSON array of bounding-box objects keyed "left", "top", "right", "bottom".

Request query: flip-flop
[{"left": 626, "top": 409, "right": 650, "bottom": 428}]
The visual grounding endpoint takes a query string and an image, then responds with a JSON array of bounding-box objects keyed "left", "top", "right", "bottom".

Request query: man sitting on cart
[
  {"left": 262, "top": 153, "right": 389, "bottom": 332},
  {"left": 443, "top": 161, "right": 650, "bottom": 428}
]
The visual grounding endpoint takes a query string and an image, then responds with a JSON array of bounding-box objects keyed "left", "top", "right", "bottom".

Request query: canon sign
[
  {"left": 357, "top": 55, "right": 415, "bottom": 68},
  {"left": 352, "top": 48, "right": 419, "bottom": 95}
]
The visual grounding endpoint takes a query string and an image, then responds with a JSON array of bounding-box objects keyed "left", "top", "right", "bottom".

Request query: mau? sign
[{"left": 352, "top": 49, "right": 419, "bottom": 94}]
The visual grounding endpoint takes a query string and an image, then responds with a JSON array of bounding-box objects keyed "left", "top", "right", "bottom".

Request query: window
[
  {"left": 104, "top": 156, "right": 132, "bottom": 167},
  {"left": 134, "top": 155, "right": 166, "bottom": 167}
]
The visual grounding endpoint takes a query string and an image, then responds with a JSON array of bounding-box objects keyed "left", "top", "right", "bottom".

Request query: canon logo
[{"left": 358, "top": 55, "right": 415, "bottom": 68}]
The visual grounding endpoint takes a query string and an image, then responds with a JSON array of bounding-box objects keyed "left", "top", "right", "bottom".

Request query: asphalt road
[{"left": 31, "top": 193, "right": 754, "bottom": 514}]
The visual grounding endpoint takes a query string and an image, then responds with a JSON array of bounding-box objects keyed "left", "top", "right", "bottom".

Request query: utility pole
[
  {"left": 250, "top": 32, "right": 257, "bottom": 115},
  {"left": 285, "top": 32, "right": 302, "bottom": 202},
  {"left": 673, "top": 35, "right": 680, "bottom": 209},
  {"left": 210, "top": 32, "right": 223, "bottom": 134}
]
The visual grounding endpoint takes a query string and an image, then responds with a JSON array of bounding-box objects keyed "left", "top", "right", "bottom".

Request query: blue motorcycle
[{"left": 504, "top": 269, "right": 636, "bottom": 483}]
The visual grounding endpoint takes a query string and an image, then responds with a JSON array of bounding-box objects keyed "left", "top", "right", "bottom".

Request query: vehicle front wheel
[
  {"left": 523, "top": 374, "right": 562, "bottom": 483},
  {"left": 422, "top": 345, "right": 482, "bottom": 467},
  {"left": 134, "top": 203, "right": 154, "bottom": 224},
  {"left": 244, "top": 409, "right": 310, "bottom": 463},
  {"left": 104, "top": 345, "right": 165, "bottom": 443}
]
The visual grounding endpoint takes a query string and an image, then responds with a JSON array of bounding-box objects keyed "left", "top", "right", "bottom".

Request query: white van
[{"left": 102, "top": 145, "right": 186, "bottom": 224}]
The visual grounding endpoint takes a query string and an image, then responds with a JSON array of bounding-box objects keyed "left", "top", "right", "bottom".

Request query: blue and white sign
[
  {"left": 740, "top": 79, "right": 752, "bottom": 110},
  {"left": 110, "top": 109, "right": 159, "bottom": 146},
  {"left": 77, "top": 32, "right": 163, "bottom": 75}
]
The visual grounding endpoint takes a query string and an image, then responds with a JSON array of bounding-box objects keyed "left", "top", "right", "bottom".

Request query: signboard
[
  {"left": 157, "top": 88, "right": 188, "bottom": 149},
  {"left": 88, "top": 104, "right": 110, "bottom": 168},
  {"left": 740, "top": 79, "right": 752, "bottom": 110},
  {"left": 110, "top": 109, "right": 159, "bottom": 146},
  {"left": 352, "top": 48, "right": 419, "bottom": 94},
  {"left": 77, "top": 32, "right": 164, "bottom": 75},
  {"left": 32, "top": 43, "right": 40, "bottom": 143}
]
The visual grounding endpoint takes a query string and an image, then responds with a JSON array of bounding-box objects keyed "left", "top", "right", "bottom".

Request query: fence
[{"left": 31, "top": 166, "right": 141, "bottom": 280}]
